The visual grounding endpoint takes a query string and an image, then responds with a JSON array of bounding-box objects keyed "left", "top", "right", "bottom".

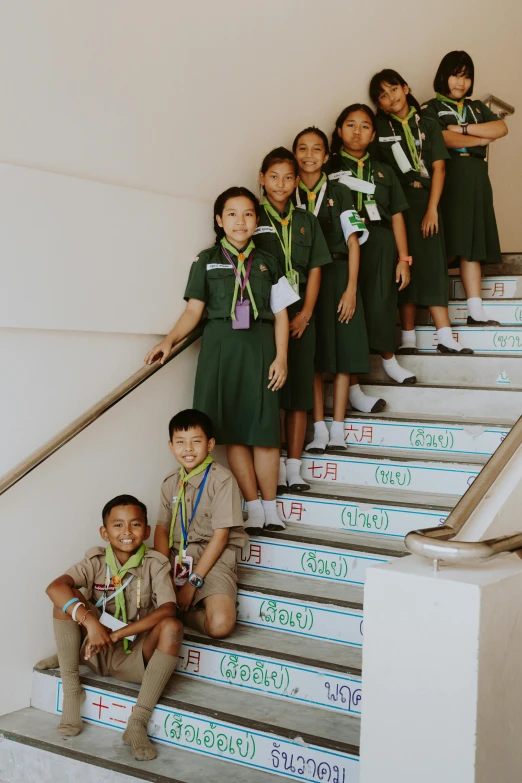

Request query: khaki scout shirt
[
  {"left": 65, "top": 547, "right": 176, "bottom": 621},
  {"left": 156, "top": 461, "right": 248, "bottom": 553}
]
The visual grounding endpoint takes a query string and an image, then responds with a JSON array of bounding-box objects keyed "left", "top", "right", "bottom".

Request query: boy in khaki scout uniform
[
  {"left": 41, "top": 494, "right": 182, "bottom": 762},
  {"left": 154, "top": 408, "right": 247, "bottom": 639}
]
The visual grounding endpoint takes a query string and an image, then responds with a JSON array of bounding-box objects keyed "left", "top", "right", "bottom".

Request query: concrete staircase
[{"left": 1, "top": 259, "right": 521, "bottom": 783}]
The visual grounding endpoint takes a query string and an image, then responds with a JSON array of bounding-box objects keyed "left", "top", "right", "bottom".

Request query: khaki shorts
[
  {"left": 80, "top": 605, "right": 147, "bottom": 684},
  {"left": 172, "top": 543, "right": 238, "bottom": 607}
]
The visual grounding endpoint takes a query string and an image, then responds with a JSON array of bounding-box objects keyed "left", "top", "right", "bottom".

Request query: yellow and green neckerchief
[
  {"left": 220, "top": 238, "right": 258, "bottom": 321},
  {"left": 390, "top": 106, "right": 422, "bottom": 172},
  {"left": 340, "top": 151, "right": 371, "bottom": 211},
  {"left": 298, "top": 173, "right": 327, "bottom": 213},
  {"left": 263, "top": 199, "right": 296, "bottom": 283},
  {"left": 169, "top": 454, "right": 214, "bottom": 552},
  {"left": 105, "top": 544, "right": 147, "bottom": 653},
  {"left": 436, "top": 93, "right": 465, "bottom": 119}
]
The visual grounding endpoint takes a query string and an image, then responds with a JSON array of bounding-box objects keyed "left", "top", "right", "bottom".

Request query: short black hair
[
  {"left": 433, "top": 51, "right": 474, "bottom": 97},
  {"left": 213, "top": 186, "right": 259, "bottom": 242},
  {"left": 330, "top": 104, "right": 376, "bottom": 154},
  {"left": 369, "top": 69, "right": 421, "bottom": 112},
  {"left": 292, "top": 127, "right": 330, "bottom": 156},
  {"left": 260, "top": 147, "right": 299, "bottom": 176},
  {"left": 168, "top": 408, "right": 214, "bottom": 441},
  {"left": 102, "top": 495, "right": 148, "bottom": 526}
]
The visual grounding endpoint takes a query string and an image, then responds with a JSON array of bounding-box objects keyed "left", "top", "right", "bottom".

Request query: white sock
[
  {"left": 400, "top": 329, "right": 417, "bottom": 348},
  {"left": 467, "top": 297, "right": 488, "bottom": 322},
  {"left": 349, "top": 384, "right": 385, "bottom": 413},
  {"left": 278, "top": 457, "right": 287, "bottom": 488},
  {"left": 305, "top": 420, "right": 329, "bottom": 453},
  {"left": 437, "top": 327, "right": 464, "bottom": 352},
  {"left": 245, "top": 499, "right": 265, "bottom": 531},
  {"left": 328, "top": 420, "right": 347, "bottom": 449},
  {"left": 286, "top": 458, "right": 310, "bottom": 489},
  {"left": 261, "top": 499, "right": 285, "bottom": 530},
  {"left": 382, "top": 356, "right": 416, "bottom": 384}
]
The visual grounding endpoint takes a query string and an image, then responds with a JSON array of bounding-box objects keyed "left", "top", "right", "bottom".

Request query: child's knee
[
  {"left": 205, "top": 611, "right": 236, "bottom": 639},
  {"left": 158, "top": 617, "right": 184, "bottom": 646}
]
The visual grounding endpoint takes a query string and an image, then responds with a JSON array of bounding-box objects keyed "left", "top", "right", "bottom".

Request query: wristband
[
  {"left": 296, "top": 311, "right": 309, "bottom": 326},
  {"left": 399, "top": 256, "right": 413, "bottom": 267},
  {"left": 62, "top": 597, "right": 80, "bottom": 615},
  {"left": 461, "top": 123, "right": 469, "bottom": 135},
  {"left": 71, "top": 602, "right": 86, "bottom": 622},
  {"left": 77, "top": 609, "right": 92, "bottom": 626}
]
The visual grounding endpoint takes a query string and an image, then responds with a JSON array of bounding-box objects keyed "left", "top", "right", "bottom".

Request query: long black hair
[
  {"left": 260, "top": 147, "right": 299, "bottom": 176},
  {"left": 433, "top": 51, "right": 475, "bottom": 97},
  {"left": 213, "top": 186, "right": 259, "bottom": 242},
  {"left": 369, "top": 69, "right": 421, "bottom": 113},
  {"left": 330, "top": 104, "right": 376, "bottom": 154},
  {"left": 292, "top": 127, "right": 330, "bottom": 155}
]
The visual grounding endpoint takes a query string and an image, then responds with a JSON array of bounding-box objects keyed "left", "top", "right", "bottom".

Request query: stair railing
[
  {"left": 405, "top": 413, "right": 522, "bottom": 566},
  {"left": 0, "top": 322, "right": 206, "bottom": 496}
]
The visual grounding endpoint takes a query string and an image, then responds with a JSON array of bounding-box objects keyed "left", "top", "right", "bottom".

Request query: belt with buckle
[
  {"left": 409, "top": 181, "right": 424, "bottom": 189},
  {"left": 457, "top": 152, "right": 471, "bottom": 157}
]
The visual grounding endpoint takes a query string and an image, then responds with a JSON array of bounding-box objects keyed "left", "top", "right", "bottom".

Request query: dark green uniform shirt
[
  {"left": 421, "top": 97, "right": 499, "bottom": 160},
  {"left": 184, "top": 243, "right": 280, "bottom": 321},
  {"left": 324, "top": 154, "right": 409, "bottom": 226},
  {"left": 291, "top": 179, "right": 363, "bottom": 254},
  {"left": 375, "top": 109, "right": 449, "bottom": 189},
  {"left": 254, "top": 202, "right": 332, "bottom": 285}
]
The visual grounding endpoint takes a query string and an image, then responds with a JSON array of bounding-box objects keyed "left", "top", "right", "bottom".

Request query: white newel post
[{"left": 359, "top": 555, "right": 522, "bottom": 783}]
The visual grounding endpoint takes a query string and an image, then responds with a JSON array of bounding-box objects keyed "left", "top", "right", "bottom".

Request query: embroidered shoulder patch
[
  {"left": 377, "top": 171, "right": 384, "bottom": 178},
  {"left": 193, "top": 256, "right": 199, "bottom": 263},
  {"left": 420, "top": 132, "right": 426, "bottom": 140},
  {"left": 421, "top": 104, "right": 428, "bottom": 110},
  {"left": 300, "top": 227, "right": 306, "bottom": 235},
  {"left": 259, "top": 264, "right": 267, "bottom": 272},
  {"left": 328, "top": 199, "right": 334, "bottom": 206}
]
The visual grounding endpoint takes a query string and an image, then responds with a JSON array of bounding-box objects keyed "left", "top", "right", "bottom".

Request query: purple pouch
[{"left": 232, "top": 299, "right": 251, "bottom": 329}]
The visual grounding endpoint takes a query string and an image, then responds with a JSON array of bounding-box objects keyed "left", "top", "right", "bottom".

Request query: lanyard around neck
[
  {"left": 170, "top": 456, "right": 214, "bottom": 550},
  {"left": 177, "top": 463, "right": 212, "bottom": 565},
  {"left": 296, "top": 173, "right": 327, "bottom": 215},
  {"left": 389, "top": 107, "right": 423, "bottom": 173},
  {"left": 340, "top": 151, "right": 371, "bottom": 211},
  {"left": 263, "top": 199, "right": 295, "bottom": 280},
  {"left": 220, "top": 239, "right": 258, "bottom": 320},
  {"left": 436, "top": 94, "right": 478, "bottom": 125}
]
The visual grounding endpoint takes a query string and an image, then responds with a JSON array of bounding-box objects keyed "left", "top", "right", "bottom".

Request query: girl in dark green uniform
[
  {"left": 323, "top": 106, "right": 417, "bottom": 404},
  {"left": 255, "top": 148, "right": 331, "bottom": 491},
  {"left": 370, "top": 69, "right": 473, "bottom": 355},
  {"left": 144, "top": 187, "right": 298, "bottom": 533},
  {"left": 423, "top": 51, "right": 508, "bottom": 326}
]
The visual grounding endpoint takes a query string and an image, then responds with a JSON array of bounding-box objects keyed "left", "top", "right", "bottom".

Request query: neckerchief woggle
[
  {"left": 296, "top": 173, "right": 327, "bottom": 215},
  {"left": 220, "top": 238, "right": 258, "bottom": 320},
  {"left": 170, "top": 455, "right": 214, "bottom": 556},
  {"left": 389, "top": 106, "right": 423, "bottom": 173},
  {"left": 340, "top": 151, "right": 371, "bottom": 211},
  {"left": 262, "top": 199, "right": 296, "bottom": 284},
  {"left": 104, "top": 544, "right": 147, "bottom": 653}
]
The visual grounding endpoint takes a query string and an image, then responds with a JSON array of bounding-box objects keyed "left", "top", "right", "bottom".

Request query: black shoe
[
  {"left": 276, "top": 484, "right": 288, "bottom": 495},
  {"left": 287, "top": 482, "right": 311, "bottom": 492},
  {"left": 401, "top": 375, "right": 417, "bottom": 385},
  {"left": 396, "top": 346, "right": 419, "bottom": 355},
  {"left": 467, "top": 316, "right": 501, "bottom": 327},
  {"left": 437, "top": 343, "right": 474, "bottom": 355},
  {"left": 370, "top": 398, "right": 387, "bottom": 413}
]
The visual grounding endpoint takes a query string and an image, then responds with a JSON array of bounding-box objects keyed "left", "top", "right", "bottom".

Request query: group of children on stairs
[{"left": 37, "top": 49, "right": 508, "bottom": 766}]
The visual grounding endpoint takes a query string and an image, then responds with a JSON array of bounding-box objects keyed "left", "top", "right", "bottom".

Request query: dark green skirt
[
  {"left": 441, "top": 155, "right": 501, "bottom": 265},
  {"left": 399, "top": 185, "right": 449, "bottom": 307},
  {"left": 281, "top": 300, "right": 316, "bottom": 411},
  {"left": 193, "top": 319, "right": 280, "bottom": 447},
  {"left": 359, "top": 226, "right": 398, "bottom": 353},
  {"left": 314, "top": 257, "right": 370, "bottom": 375}
]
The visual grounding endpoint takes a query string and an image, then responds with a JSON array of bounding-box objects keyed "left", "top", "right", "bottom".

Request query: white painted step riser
[
  {"left": 323, "top": 416, "right": 508, "bottom": 457},
  {"left": 275, "top": 493, "right": 448, "bottom": 538},
  {"left": 450, "top": 276, "right": 522, "bottom": 299},
  {"left": 417, "top": 301, "right": 522, "bottom": 326},
  {"left": 351, "top": 384, "right": 522, "bottom": 420},
  {"left": 32, "top": 672, "right": 360, "bottom": 781},
  {"left": 240, "top": 538, "right": 391, "bottom": 586},
  {"left": 299, "top": 453, "right": 478, "bottom": 496},
  {"left": 176, "top": 640, "right": 362, "bottom": 715},
  {"left": 237, "top": 590, "right": 363, "bottom": 648},
  {"left": 414, "top": 326, "right": 522, "bottom": 354},
  {"left": 363, "top": 354, "right": 522, "bottom": 390}
]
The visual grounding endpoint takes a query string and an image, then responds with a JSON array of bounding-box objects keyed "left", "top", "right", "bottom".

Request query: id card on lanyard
[
  {"left": 264, "top": 209, "right": 299, "bottom": 295},
  {"left": 175, "top": 464, "right": 212, "bottom": 586},
  {"left": 96, "top": 565, "right": 140, "bottom": 642},
  {"left": 221, "top": 247, "right": 254, "bottom": 330}
]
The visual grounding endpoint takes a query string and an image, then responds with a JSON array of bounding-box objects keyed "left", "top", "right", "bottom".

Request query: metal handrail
[
  {"left": 405, "top": 414, "right": 522, "bottom": 565},
  {"left": 482, "top": 94, "right": 515, "bottom": 119},
  {"left": 0, "top": 322, "right": 206, "bottom": 496}
]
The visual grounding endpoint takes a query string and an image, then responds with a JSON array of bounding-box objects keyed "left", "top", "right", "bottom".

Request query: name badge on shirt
[
  {"left": 174, "top": 555, "right": 193, "bottom": 587},
  {"left": 379, "top": 135, "right": 402, "bottom": 142},
  {"left": 206, "top": 263, "right": 231, "bottom": 270},
  {"left": 254, "top": 225, "right": 276, "bottom": 234},
  {"left": 364, "top": 200, "right": 381, "bottom": 221}
]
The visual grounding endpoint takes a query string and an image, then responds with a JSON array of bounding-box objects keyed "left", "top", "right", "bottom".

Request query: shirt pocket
[
  {"left": 292, "top": 230, "right": 313, "bottom": 280},
  {"left": 206, "top": 267, "right": 236, "bottom": 301},
  {"left": 249, "top": 269, "right": 271, "bottom": 310}
]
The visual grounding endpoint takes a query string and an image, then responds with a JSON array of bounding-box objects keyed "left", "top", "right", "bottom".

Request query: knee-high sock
[{"left": 53, "top": 619, "right": 84, "bottom": 737}]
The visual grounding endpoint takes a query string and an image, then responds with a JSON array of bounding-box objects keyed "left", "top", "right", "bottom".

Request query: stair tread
[
  {"left": 254, "top": 522, "right": 408, "bottom": 557},
  {"left": 183, "top": 624, "right": 363, "bottom": 675},
  {"left": 362, "top": 377, "right": 522, "bottom": 394},
  {"left": 68, "top": 668, "right": 361, "bottom": 755},
  {"left": 324, "top": 409, "right": 512, "bottom": 428},
  {"left": 278, "top": 481, "right": 458, "bottom": 509},
  {"left": 237, "top": 566, "right": 364, "bottom": 608},
  {"left": 307, "top": 444, "right": 487, "bottom": 466},
  {"left": 0, "top": 707, "right": 282, "bottom": 783}
]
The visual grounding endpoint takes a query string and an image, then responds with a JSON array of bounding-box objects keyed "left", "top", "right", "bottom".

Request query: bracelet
[
  {"left": 71, "top": 602, "right": 86, "bottom": 622},
  {"left": 62, "top": 597, "right": 80, "bottom": 615},
  {"left": 296, "top": 311, "right": 309, "bottom": 325},
  {"left": 461, "top": 123, "right": 469, "bottom": 136},
  {"left": 77, "top": 609, "right": 92, "bottom": 626},
  {"left": 398, "top": 256, "right": 413, "bottom": 267}
]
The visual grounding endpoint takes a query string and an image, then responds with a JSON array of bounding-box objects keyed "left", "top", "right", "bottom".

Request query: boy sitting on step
[
  {"left": 154, "top": 409, "right": 248, "bottom": 639},
  {"left": 41, "top": 494, "right": 183, "bottom": 762}
]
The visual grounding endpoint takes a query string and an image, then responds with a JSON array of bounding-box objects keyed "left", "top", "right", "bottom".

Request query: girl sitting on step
[
  {"left": 370, "top": 69, "right": 474, "bottom": 356},
  {"left": 144, "top": 186, "right": 298, "bottom": 533},
  {"left": 323, "top": 106, "right": 417, "bottom": 407},
  {"left": 422, "top": 50, "right": 508, "bottom": 326}
]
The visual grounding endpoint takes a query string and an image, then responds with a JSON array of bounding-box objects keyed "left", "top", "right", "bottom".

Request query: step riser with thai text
[
  {"left": 450, "top": 276, "right": 522, "bottom": 299},
  {"left": 413, "top": 325, "right": 522, "bottom": 354}
]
